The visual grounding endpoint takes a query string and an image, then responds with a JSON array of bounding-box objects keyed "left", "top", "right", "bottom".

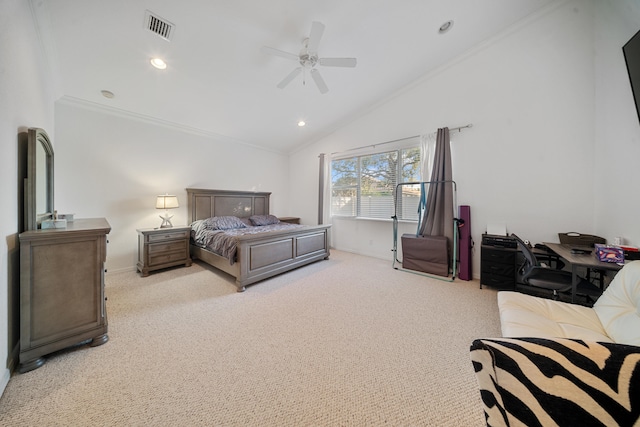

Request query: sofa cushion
[
  {"left": 593, "top": 260, "right": 640, "bottom": 346},
  {"left": 470, "top": 337, "right": 640, "bottom": 426},
  {"left": 498, "top": 291, "right": 612, "bottom": 342}
]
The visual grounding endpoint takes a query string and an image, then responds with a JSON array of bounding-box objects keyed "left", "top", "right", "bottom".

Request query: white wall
[
  {"left": 0, "top": 0, "right": 57, "bottom": 394},
  {"left": 593, "top": 0, "right": 640, "bottom": 245},
  {"left": 54, "top": 102, "right": 291, "bottom": 272},
  {"left": 290, "top": 0, "right": 640, "bottom": 277}
]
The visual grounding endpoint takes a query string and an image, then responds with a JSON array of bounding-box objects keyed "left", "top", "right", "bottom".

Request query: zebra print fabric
[{"left": 470, "top": 337, "right": 640, "bottom": 426}]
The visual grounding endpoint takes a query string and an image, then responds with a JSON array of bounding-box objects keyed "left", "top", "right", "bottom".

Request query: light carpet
[{"left": 0, "top": 250, "right": 501, "bottom": 426}]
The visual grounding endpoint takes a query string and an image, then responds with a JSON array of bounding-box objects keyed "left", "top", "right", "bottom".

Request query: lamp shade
[{"left": 156, "top": 195, "right": 179, "bottom": 209}]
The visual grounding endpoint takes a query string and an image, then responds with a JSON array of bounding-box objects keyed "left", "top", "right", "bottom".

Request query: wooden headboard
[{"left": 186, "top": 188, "right": 271, "bottom": 223}]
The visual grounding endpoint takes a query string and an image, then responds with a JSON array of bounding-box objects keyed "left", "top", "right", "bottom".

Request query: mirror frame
[{"left": 25, "top": 127, "right": 54, "bottom": 230}]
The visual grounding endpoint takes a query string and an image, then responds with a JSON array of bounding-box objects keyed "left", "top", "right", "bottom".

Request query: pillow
[
  {"left": 238, "top": 217, "right": 253, "bottom": 227},
  {"left": 203, "top": 216, "right": 248, "bottom": 230},
  {"left": 190, "top": 219, "right": 214, "bottom": 246},
  {"left": 190, "top": 219, "right": 206, "bottom": 234},
  {"left": 593, "top": 260, "right": 640, "bottom": 346},
  {"left": 249, "top": 214, "right": 280, "bottom": 226}
]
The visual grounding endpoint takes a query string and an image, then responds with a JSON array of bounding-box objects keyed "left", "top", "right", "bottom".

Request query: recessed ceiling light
[
  {"left": 298, "top": 120, "right": 306, "bottom": 127},
  {"left": 439, "top": 20, "right": 454, "bottom": 34},
  {"left": 150, "top": 57, "right": 167, "bottom": 69},
  {"left": 101, "top": 90, "right": 115, "bottom": 99}
]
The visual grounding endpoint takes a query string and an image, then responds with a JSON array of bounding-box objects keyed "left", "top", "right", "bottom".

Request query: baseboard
[
  {"left": 1, "top": 342, "right": 20, "bottom": 397},
  {"left": 0, "top": 368, "right": 10, "bottom": 398},
  {"left": 106, "top": 266, "right": 137, "bottom": 274}
]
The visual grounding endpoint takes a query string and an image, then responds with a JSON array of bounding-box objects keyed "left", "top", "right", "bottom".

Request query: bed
[{"left": 186, "top": 188, "right": 331, "bottom": 291}]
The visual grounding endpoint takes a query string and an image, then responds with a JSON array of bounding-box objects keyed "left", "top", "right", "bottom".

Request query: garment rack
[{"left": 331, "top": 123, "right": 472, "bottom": 155}]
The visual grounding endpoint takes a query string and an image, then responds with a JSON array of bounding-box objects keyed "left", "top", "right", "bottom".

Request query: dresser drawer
[
  {"left": 482, "top": 246, "right": 516, "bottom": 264},
  {"left": 149, "top": 250, "right": 188, "bottom": 267},
  {"left": 148, "top": 240, "right": 187, "bottom": 254},
  {"left": 148, "top": 230, "right": 190, "bottom": 242},
  {"left": 480, "top": 272, "right": 515, "bottom": 289},
  {"left": 481, "top": 262, "right": 515, "bottom": 277}
]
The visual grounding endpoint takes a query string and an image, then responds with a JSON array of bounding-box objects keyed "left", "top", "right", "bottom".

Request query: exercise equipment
[{"left": 392, "top": 181, "right": 459, "bottom": 282}]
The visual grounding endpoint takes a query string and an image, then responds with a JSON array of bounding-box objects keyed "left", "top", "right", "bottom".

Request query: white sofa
[{"left": 498, "top": 260, "right": 640, "bottom": 345}]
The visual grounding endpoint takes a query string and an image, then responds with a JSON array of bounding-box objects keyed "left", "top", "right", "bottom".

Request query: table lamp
[{"left": 156, "top": 194, "right": 179, "bottom": 228}]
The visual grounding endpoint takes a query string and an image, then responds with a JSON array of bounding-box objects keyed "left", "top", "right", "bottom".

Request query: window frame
[{"left": 330, "top": 141, "right": 421, "bottom": 221}]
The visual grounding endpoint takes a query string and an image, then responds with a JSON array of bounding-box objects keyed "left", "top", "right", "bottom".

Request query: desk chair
[
  {"left": 512, "top": 234, "right": 602, "bottom": 303},
  {"left": 533, "top": 243, "right": 565, "bottom": 270}
]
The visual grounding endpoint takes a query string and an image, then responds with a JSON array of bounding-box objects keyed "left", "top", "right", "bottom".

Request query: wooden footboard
[{"left": 191, "top": 225, "right": 330, "bottom": 291}]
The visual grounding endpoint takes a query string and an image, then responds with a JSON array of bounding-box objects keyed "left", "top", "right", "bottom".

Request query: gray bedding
[{"left": 191, "top": 218, "right": 303, "bottom": 264}]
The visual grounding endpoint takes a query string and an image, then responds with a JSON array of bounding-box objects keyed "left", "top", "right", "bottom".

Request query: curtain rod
[{"left": 330, "top": 123, "right": 472, "bottom": 155}]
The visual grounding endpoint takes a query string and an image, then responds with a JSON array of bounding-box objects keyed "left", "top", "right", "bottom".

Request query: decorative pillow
[
  {"left": 203, "top": 216, "right": 247, "bottom": 230},
  {"left": 593, "top": 260, "right": 640, "bottom": 346},
  {"left": 249, "top": 214, "right": 280, "bottom": 226}
]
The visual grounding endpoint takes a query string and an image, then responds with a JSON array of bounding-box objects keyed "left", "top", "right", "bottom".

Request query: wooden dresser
[
  {"left": 19, "top": 218, "right": 111, "bottom": 373},
  {"left": 136, "top": 226, "right": 192, "bottom": 276}
]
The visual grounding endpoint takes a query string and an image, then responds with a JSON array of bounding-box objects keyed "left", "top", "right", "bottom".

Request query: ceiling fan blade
[
  {"left": 310, "top": 69, "right": 329, "bottom": 94},
  {"left": 306, "top": 21, "right": 325, "bottom": 53},
  {"left": 261, "top": 46, "right": 299, "bottom": 61},
  {"left": 319, "top": 57, "right": 357, "bottom": 67},
  {"left": 277, "top": 67, "right": 302, "bottom": 89}
]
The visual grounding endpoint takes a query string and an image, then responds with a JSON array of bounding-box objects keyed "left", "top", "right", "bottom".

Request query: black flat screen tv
[{"left": 623, "top": 28, "right": 640, "bottom": 125}]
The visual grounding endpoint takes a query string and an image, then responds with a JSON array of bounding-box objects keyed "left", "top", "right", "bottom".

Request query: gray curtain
[
  {"left": 419, "top": 128, "right": 453, "bottom": 248},
  {"left": 318, "top": 153, "right": 325, "bottom": 225}
]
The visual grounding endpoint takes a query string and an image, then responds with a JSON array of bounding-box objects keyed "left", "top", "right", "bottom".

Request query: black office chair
[{"left": 512, "top": 234, "right": 602, "bottom": 303}]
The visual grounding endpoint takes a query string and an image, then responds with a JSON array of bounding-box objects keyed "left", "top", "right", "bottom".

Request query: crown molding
[{"left": 56, "top": 95, "right": 287, "bottom": 155}]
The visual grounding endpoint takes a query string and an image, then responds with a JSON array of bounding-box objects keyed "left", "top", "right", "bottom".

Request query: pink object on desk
[{"left": 594, "top": 244, "right": 625, "bottom": 263}]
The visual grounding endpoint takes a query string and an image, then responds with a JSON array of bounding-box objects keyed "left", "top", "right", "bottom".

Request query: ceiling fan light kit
[{"left": 262, "top": 21, "right": 357, "bottom": 94}]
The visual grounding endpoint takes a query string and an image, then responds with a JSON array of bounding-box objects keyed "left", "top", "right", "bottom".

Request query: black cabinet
[{"left": 480, "top": 234, "right": 517, "bottom": 289}]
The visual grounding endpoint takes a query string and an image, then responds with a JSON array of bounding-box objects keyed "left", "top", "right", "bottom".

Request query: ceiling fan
[{"left": 261, "top": 21, "right": 357, "bottom": 94}]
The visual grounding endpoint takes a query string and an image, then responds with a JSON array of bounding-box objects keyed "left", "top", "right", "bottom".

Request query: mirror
[{"left": 25, "top": 128, "right": 54, "bottom": 230}]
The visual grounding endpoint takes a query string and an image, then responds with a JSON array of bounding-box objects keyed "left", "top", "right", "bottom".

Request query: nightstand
[
  {"left": 278, "top": 217, "right": 300, "bottom": 224},
  {"left": 137, "top": 226, "right": 192, "bottom": 276}
]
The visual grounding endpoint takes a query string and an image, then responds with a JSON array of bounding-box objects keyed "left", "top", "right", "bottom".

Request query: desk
[{"left": 543, "top": 242, "right": 623, "bottom": 303}]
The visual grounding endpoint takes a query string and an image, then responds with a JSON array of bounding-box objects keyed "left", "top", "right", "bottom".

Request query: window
[{"left": 331, "top": 146, "right": 421, "bottom": 220}]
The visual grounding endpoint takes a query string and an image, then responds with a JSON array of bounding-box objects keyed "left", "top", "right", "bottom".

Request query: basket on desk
[{"left": 558, "top": 232, "right": 606, "bottom": 247}]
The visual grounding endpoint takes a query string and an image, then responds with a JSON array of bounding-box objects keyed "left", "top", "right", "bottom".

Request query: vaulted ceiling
[{"left": 31, "top": 0, "right": 555, "bottom": 153}]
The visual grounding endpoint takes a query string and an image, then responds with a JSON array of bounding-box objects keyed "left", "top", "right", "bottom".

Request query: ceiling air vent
[{"left": 145, "top": 11, "right": 174, "bottom": 41}]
